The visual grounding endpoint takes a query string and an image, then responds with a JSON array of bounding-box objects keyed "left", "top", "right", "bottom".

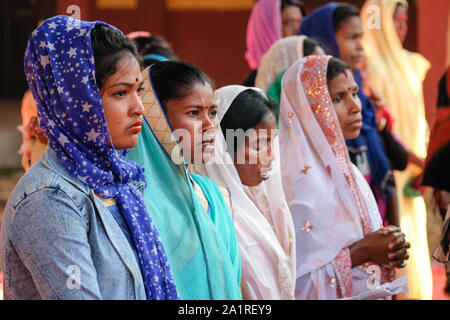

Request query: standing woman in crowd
[
  {"left": 244, "top": 0, "right": 305, "bottom": 86},
  {"left": 1, "top": 16, "right": 178, "bottom": 300},
  {"left": 17, "top": 89, "right": 48, "bottom": 171},
  {"left": 298, "top": 2, "right": 399, "bottom": 243},
  {"left": 279, "top": 55, "right": 410, "bottom": 299},
  {"left": 422, "top": 66, "right": 450, "bottom": 297},
  {"left": 127, "top": 31, "right": 179, "bottom": 67},
  {"left": 17, "top": 20, "right": 48, "bottom": 171},
  {"left": 361, "top": 0, "right": 432, "bottom": 300},
  {"left": 126, "top": 61, "right": 242, "bottom": 300},
  {"left": 255, "top": 35, "right": 325, "bottom": 123},
  {"left": 190, "top": 85, "right": 296, "bottom": 299}
]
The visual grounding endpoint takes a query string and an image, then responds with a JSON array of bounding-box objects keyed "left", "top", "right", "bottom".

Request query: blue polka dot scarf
[{"left": 24, "top": 15, "right": 179, "bottom": 300}]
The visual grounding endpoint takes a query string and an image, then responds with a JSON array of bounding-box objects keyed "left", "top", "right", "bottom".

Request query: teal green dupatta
[
  {"left": 126, "top": 66, "right": 242, "bottom": 300},
  {"left": 266, "top": 71, "right": 285, "bottom": 128}
]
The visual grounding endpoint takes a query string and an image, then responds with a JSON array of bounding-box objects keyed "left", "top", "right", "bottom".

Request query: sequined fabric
[{"left": 300, "top": 55, "right": 395, "bottom": 290}]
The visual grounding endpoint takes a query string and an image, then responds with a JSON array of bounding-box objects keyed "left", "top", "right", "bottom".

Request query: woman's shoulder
[
  {"left": 190, "top": 174, "right": 230, "bottom": 199},
  {"left": 7, "top": 158, "right": 89, "bottom": 213},
  {"left": 189, "top": 173, "right": 233, "bottom": 216},
  {"left": 2, "top": 161, "right": 97, "bottom": 248},
  {"left": 217, "top": 186, "right": 232, "bottom": 216},
  {"left": 403, "top": 50, "right": 431, "bottom": 81},
  {"left": 189, "top": 173, "right": 216, "bottom": 189}
]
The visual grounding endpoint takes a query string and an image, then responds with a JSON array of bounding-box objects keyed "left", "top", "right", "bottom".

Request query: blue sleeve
[{"left": 8, "top": 188, "right": 103, "bottom": 299}]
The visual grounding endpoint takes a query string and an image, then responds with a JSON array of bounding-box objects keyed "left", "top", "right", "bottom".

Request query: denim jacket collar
[{"left": 41, "top": 146, "right": 91, "bottom": 194}]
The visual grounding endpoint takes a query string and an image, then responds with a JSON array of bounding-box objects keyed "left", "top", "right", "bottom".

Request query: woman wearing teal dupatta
[{"left": 126, "top": 62, "right": 242, "bottom": 300}]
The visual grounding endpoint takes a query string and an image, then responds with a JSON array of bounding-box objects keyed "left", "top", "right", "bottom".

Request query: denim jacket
[{"left": 0, "top": 147, "right": 147, "bottom": 300}]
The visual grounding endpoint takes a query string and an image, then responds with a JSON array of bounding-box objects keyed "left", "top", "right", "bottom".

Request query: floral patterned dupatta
[{"left": 279, "top": 55, "right": 394, "bottom": 298}]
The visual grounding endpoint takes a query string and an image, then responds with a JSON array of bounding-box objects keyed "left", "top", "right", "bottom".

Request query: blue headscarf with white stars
[{"left": 24, "top": 15, "right": 179, "bottom": 300}]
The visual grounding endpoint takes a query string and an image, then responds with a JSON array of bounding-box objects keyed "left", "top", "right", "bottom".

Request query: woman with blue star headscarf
[{"left": 0, "top": 16, "right": 178, "bottom": 300}]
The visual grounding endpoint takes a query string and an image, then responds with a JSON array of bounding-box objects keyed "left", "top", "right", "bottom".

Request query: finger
[
  {"left": 390, "top": 261, "right": 407, "bottom": 269},
  {"left": 388, "top": 236, "right": 406, "bottom": 250},
  {"left": 381, "top": 226, "right": 400, "bottom": 235},
  {"left": 385, "top": 226, "right": 400, "bottom": 233},
  {"left": 388, "top": 249, "right": 408, "bottom": 260},
  {"left": 389, "top": 259, "right": 407, "bottom": 268},
  {"left": 389, "top": 256, "right": 409, "bottom": 270},
  {"left": 380, "top": 227, "right": 394, "bottom": 236},
  {"left": 390, "top": 231, "right": 405, "bottom": 240},
  {"left": 396, "top": 241, "right": 411, "bottom": 250}
]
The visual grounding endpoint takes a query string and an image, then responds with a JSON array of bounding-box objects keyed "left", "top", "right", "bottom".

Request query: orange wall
[
  {"left": 56, "top": 0, "right": 252, "bottom": 87},
  {"left": 166, "top": 10, "right": 251, "bottom": 87},
  {"left": 56, "top": 0, "right": 165, "bottom": 35},
  {"left": 417, "top": 0, "right": 450, "bottom": 125}
]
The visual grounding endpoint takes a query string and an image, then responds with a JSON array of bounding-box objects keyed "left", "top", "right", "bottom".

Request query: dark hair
[
  {"left": 220, "top": 89, "right": 278, "bottom": 151},
  {"left": 281, "top": 0, "right": 306, "bottom": 17},
  {"left": 326, "top": 57, "right": 351, "bottom": 84},
  {"left": 133, "top": 35, "right": 179, "bottom": 67},
  {"left": 333, "top": 3, "right": 360, "bottom": 31},
  {"left": 395, "top": 2, "right": 406, "bottom": 11},
  {"left": 303, "top": 37, "right": 325, "bottom": 56},
  {"left": 90, "top": 24, "right": 142, "bottom": 90},
  {"left": 150, "top": 61, "right": 214, "bottom": 109},
  {"left": 437, "top": 69, "right": 450, "bottom": 108}
]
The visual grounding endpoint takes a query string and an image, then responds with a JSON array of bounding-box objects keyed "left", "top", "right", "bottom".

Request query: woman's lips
[
  {"left": 349, "top": 119, "right": 363, "bottom": 130},
  {"left": 129, "top": 121, "right": 143, "bottom": 134},
  {"left": 201, "top": 138, "right": 215, "bottom": 148}
]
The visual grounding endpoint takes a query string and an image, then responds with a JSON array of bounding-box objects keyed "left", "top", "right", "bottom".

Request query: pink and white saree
[{"left": 279, "top": 55, "right": 403, "bottom": 299}]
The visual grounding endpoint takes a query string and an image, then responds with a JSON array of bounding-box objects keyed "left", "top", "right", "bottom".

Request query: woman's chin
[
  {"left": 344, "top": 129, "right": 361, "bottom": 140},
  {"left": 200, "top": 149, "right": 215, "bottom": 164},
  {"left": 242, "top": 177, "right": 264, "bottom": 187},
  {"left": 110, "top": 139, "right": 138, "bottom": 150}
]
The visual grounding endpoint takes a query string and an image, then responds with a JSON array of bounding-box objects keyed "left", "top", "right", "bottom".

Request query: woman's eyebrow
[
  {"left": 332, "top": 90, "right": 347, "bottom": 96},
  {"left": 106, "top": 80, "right": 144, "bottom": 89},
  {"left": 183, "top": 105, "right": 203, "bottom": 109},
  {"left": 183, "top": 104, "right": 218, "bottom": 109}
]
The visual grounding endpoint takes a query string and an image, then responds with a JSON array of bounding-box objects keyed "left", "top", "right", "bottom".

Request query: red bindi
[{"left": 342, "top": 70, "right": 348, "bottom": 79}]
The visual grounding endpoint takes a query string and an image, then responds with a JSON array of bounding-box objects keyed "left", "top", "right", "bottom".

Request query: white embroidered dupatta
[
  {"left": 190, "top": 85, "right": 296, "bottom": 300},
  {"left": 279, "top": 56, "right": 395, "bottom": 298}
]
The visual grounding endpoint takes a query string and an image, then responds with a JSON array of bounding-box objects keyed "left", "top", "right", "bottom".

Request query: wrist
[{"left": 349, "top": 239, "right": 369, "bottom": 267}]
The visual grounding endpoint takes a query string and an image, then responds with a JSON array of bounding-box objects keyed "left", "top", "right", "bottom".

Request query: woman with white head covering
[
  {"left": 190, "top": 85, "right": 296, "bottom": 300},
  {"left": 279, "top": 55, "right": 410, "bottom": 299},
  {"left": 255, "top": 35, "right": 325, "bottom": 123}
]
